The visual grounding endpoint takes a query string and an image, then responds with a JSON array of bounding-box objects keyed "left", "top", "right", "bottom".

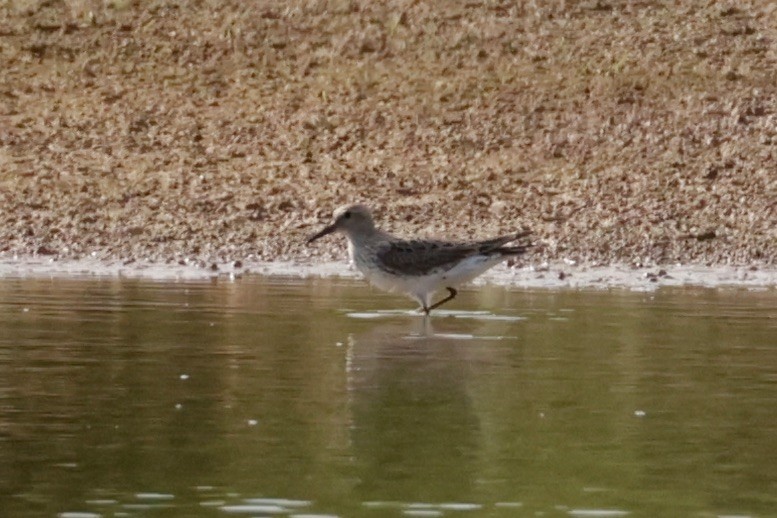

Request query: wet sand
[{"left": 1, "top": 257, "right": 774, "bottom": 291}]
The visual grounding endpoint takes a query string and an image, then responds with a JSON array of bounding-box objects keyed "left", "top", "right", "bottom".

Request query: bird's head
[{"left": 307, "top": 204, "right": 376, "bottom": 243}]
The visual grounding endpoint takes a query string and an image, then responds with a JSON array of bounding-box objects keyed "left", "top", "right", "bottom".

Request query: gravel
[{"left": 1, "top": 1, "right": 775, "bottom": 269}]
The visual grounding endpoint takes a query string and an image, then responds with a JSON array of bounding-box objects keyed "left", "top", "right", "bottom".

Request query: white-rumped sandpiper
[{"left": 307, "top": 204, "right": 531, "bottom": 314}]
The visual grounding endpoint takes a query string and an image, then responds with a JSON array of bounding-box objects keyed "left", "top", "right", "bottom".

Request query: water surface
[{"left": 0, "top": 276, "right": 775, "bottom": 517}]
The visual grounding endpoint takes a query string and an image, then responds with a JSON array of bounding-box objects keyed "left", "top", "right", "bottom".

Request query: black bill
[{"left": 306, "top": 224, "right": 336, "bottom": 244}]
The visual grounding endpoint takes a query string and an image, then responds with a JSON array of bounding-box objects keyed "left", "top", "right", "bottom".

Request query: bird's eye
[{"left": 343, "top": 211, "right": 351, "bottom": 219}]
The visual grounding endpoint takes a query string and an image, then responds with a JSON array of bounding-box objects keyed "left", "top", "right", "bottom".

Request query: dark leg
[{"left": 427, "top": 287, "right": 457, "bottom": 313}]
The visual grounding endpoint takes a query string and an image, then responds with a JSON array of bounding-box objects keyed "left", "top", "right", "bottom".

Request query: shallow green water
[{"left": 0, "top": 276, "right": 775, "bottom": 517}]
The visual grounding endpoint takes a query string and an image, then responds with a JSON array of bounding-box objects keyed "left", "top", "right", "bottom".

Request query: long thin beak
[{"left": 306, "top": 224, "right": 336, "bottom": 244}]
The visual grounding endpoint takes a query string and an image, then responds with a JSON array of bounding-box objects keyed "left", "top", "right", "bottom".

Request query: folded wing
[{"left": 375, "top": 231, "right": 531, "bottom": 276}]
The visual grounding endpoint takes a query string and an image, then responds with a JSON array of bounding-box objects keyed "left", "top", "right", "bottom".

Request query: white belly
[{"left": 352, "top": 252, "right": 506, "bottom": 307}]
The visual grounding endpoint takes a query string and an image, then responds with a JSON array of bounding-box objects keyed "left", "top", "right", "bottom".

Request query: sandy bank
[
  {"left": 1, "top": 257, "right": 774, "bottom": 291},
  {"left": 1, "top": 2, "right": 775, "bottom": 268}
]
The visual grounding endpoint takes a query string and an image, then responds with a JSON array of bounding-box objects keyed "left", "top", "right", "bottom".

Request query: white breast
[{"left": 352, "top": 249, "right": 506, "bottom": 307}]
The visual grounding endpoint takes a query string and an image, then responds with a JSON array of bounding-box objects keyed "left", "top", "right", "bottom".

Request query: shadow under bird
[{"left": 307, "top": 204, "right": 531, "bottom": 314}]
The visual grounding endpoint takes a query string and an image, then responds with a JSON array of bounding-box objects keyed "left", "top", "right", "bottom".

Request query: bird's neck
[{"left": 344, "top": 226, "right": 382, "bottom": 246}]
